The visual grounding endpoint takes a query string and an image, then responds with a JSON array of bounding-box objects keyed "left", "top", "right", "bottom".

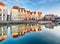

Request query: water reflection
[
  {"left": 11, "top": 24, "right": 41, "bottom": 38},
  {"left": 0, "top": 23, "right": 60, "bottom": 42},
  {"left": 45, "top": 23, "right": 55, "bottom": 29},
  {"left": 0, "top": 26, "right": 7, "bottom": 41}
]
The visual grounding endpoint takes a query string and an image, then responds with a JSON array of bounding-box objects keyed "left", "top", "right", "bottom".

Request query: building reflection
[
  {"left": 11, "top": 24, "right": 41, "bottom": 38},
  {"left": 30, "top": 24, "right": 41, "bottom": 32},
  {"left": 0, "top": 26, "right": 7, "bottom": 41},
  {"left": 45, "top": 23, "right": 55, "bottom": 29},
  {"left": 0, "top": 23, "right": 59, "bottom": 41},
  {"left": 11, "top": 25, "right": 19, "bottom": 38}
]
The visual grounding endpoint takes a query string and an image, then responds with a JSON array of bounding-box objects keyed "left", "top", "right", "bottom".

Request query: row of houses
[
  {"left": 0, "top": 2, "right": 42, "bottom": 21},
  {"left": 44, "top": 14, "right": 60, "bottom": 21},
  {"left": 43, "top": 14, "right": 57, "bottom": 21}
]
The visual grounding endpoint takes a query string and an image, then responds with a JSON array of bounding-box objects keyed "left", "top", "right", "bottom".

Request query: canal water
[{"left": 0, "top": 24, "right": 60, "bottom": 44}]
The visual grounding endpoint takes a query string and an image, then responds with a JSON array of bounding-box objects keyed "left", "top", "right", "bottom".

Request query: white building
[
  {"left": 0, "top": 2, "right": 8, "bottom": 21},
  {"left": 11, "top": 6, "right": 19, "bottom": 21},
  {"left": 11, "top": 6, "right": 25, "bottom": 21}
]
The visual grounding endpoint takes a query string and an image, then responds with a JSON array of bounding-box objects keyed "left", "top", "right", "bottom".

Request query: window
[
  {"left": 3, "top": 14, "right": 5, "bottom": 16},
  {"left": 0, "top": 14, "right": 1, "bottom": 16},
  {"left": 3, "top": 9, "right": 5, "bottom": 11},
  {"left": 0, "top": 9, "right": 2, "bottom": 11}
]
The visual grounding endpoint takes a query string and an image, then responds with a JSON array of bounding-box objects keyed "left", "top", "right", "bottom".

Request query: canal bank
[
  {"left": 0, "top": 20, "right": 37, "bottom": 25},
  {"left": 0, "top": 20, "right": 53, "bottom": 25}
]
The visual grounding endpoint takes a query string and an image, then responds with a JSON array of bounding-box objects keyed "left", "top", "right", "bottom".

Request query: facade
[
  {"left": 44, "top": 14, "right": 56, "bottom": 20},
  {"left": 31, "top": 11, "right": 42, "bottom": 20},
  {"left": 11, "top": 6, "right": 42, "bottom": 21},
  {"left": 0, "top": 2, "right": 8, "bottom": 21},
  {"left": 18, "top": 8, "right": 25, "bottom": 20},
  {"left": 25, "top": 11, "right": 32, "bottom": 20},
  {"left": 11, "top": 6, "right": 25, "bottom": 21},
  {"left": 11, "top": 6, "right": 19, "bottom": 21}
]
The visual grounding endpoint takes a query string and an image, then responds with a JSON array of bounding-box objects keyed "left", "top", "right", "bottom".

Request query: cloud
[
  {"left": 0, "top": 0, "right": 2, "bottom": 1},
  {"left": 1, "top": 0, "right": 60, "bottom": 15},
  {"left": 2, "top": 0, "right": 59, "bottom": 5},
  {"left": 48, "top": 0, "right": 59, "bottom": 2},
  {"left": 15, "top": 0, "right": 19, "bottom": 2},
  {"left": 38, "top": 1, "right": 46, "bottom": 4},
  {"left": 6, "top": 0, "right": 13, "bottom": 3},
  {"left": 4, "top": 0, "right": 20, "bottom": 3},
  {"left": 38, "top": 0, "right": 59, "bottom": 4},
  {"left": 39, "top": 0, "right": 59, "bottom": 4}
]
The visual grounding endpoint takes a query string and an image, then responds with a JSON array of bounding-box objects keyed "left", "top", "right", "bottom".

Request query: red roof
[
  {"left": 12, "top": 6, "right": 20, "bottom": 12},
  {"left": 0, "top": 2, "right": 6, "bottom": 6},
  {"left": 12, "top": 6, "right": 25, "bottom": 12},
  {"left": 12, "top": 6, "right": 20, "bottom": 9}
]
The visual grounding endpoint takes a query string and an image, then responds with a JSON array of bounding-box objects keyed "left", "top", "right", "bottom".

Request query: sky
[{"left": 0, "top": 0, "right": 60, "bottom": 16}]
